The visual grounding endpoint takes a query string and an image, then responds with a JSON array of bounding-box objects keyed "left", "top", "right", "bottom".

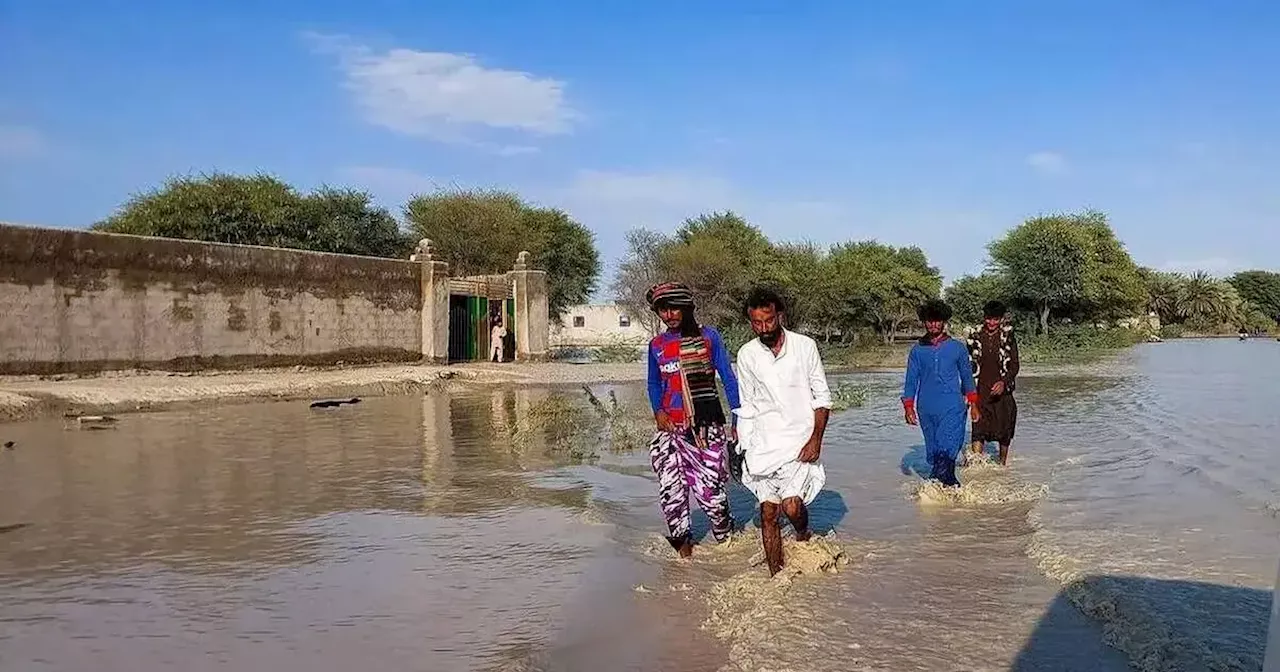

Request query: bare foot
[
  {"left": 794, "top": 530, "right": 812, "bottom": 542},
  {"left": 677, "top": 541, "right": 694, "bottom": 558}
]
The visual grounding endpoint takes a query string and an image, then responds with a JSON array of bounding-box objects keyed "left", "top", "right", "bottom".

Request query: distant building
[{"left": 551, "top": 303, "right": 652, "bottom": 348}]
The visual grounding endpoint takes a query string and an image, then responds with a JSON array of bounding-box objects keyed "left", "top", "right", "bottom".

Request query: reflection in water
[{"left": 0, "top": 389, "right": 620, "bottom": 672}]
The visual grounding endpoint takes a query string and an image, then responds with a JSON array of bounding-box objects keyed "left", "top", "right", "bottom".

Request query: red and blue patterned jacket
[{"left": 646, "top": 326, "right": 741, "bottom": 426}]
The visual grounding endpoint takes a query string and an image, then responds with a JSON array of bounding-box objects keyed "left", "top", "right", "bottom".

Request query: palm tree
[
  {"left": 1144, "top": 271, "right": 1184, "bottom": 322},
  {"left": 1177, "top": 271, "right": 1227, "bottom": 322}
]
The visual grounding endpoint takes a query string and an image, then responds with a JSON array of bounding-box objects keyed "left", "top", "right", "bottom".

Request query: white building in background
[{"left": 551, "top": 303, "right": 653, "bottom": 348}]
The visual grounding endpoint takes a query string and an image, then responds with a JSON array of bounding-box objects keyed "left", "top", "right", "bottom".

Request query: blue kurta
[{"left": 902, "top": 335, "right": 977, "bottom": 485}]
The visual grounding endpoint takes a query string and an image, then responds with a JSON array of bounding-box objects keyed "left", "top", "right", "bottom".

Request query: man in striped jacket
[{"left": 645, "top": 282, "right": 741, "bottom": 558}]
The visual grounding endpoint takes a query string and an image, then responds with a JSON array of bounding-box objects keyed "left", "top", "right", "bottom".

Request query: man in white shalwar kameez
[{"left": 733, "top": 288, "right": 833, "bottom": 576}]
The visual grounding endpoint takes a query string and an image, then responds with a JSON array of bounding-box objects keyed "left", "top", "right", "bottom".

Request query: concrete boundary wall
[{"left": 0, "top": 224, "right": 423, "bottom": 374}]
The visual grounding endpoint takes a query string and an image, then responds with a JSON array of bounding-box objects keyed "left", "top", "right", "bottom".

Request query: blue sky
[{"left": 2, "top": 0, "right": 1278, "bottom": 286}]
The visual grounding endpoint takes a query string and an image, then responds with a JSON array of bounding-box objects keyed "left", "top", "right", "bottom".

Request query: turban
[
  {"left": 646, "top": 282, "right": 695, "bottom": 310},
  {"left": 917, "top": 298, "right": 953, "bottom": 323}
]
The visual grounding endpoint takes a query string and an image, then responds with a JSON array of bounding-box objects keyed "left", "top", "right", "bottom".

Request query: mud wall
[{"left": 0, "top": 224, "right": 423, "bottom": 374}]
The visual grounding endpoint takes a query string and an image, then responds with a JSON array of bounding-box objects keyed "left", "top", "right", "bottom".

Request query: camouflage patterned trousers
[{"left": 649, "top": 425, "right": 733, "bottom": 548}]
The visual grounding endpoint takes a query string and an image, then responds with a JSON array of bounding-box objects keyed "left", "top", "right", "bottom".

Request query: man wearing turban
[{"left": 644, "top": 282, "right": 741, "bottom": 558}]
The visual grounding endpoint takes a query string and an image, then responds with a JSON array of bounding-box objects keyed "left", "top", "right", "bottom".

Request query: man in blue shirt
[{"left": 902, "top": 299, "right": 980, "bottom": 487}]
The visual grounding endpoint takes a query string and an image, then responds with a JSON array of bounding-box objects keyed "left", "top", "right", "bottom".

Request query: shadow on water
[
  {"left": 717, "top": 482, "right": 848, "bottom": 536},
  {"left": 900, "top": 443, "right": 930, "bottom": 478},
  {"left": 1013, "top": 575, "right": 1271, "bottom": 672}
]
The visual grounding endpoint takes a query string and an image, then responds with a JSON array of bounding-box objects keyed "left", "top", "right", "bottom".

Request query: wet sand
[{"left": 0, "top": 362, "right": 650, "bottom": 422}]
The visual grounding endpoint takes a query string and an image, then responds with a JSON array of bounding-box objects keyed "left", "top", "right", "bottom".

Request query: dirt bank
[
  {"left": 0, "top": 362, "right": 648, "bottom": 422},
  {"left": 0, "top": 350, "right": 1130, "bottom": 424}
]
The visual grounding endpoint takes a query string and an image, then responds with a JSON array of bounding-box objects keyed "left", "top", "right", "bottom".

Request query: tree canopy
[
  {"left": 612, "top": 212, "right": 941, "bottom": 345},
  {"left": 1139, "top": 268, "right": 1275, "bottom": 333},
  {"left": 984, "top": 210, "right": 1146, "bottom": 333},
  {"left": 404, "top": 188, "right": 601, "bottom": 320},
  {"left": 1229, "top": 270, "right": 1280, "bottom": 323},
  {"left": 94, "top": 173, "right": 408, "bottom": 258},
  {"left": 94, "top": 174, "right": 603, "bottom": 322}
]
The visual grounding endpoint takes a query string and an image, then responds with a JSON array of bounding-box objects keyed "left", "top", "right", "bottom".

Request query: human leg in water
[
  {"left": 920, "top": 407, "right": 965, "bottom": 488},
  {"left": 781, "top": 496, "right": 811, "bottom": 542},
  {"left": 649, "top": 431, "right": 694, "bottom": 557},
  {"left": 649, "top": 427, "right": 735, "bottom": 557},
  {"left": 760, "top": 501, "right": 785, "bottom": 576},
  {"left": 685, "top": 426, "right": 734, "bottom": 543}
]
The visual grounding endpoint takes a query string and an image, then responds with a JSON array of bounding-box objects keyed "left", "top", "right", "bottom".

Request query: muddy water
[
  {"left": 0, "top": 390, "right": 723, "bottom": 672},
  {"left": 1, "top": 339, "right": 1276, "bottom": 671}
]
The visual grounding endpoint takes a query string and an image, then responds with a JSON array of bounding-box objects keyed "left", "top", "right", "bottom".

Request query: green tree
[
  {"left": 610, "top": 215, "right": 948, "bottom": 345},
  {"left": 404, "top": 188, "right": 601, "bottom": 320},
  {"left": 659, "top": 234, "right": 745, "bottom": 328},
  {"left": 1139, "top": 268, "right": 1185, "bottom": 324},
  {"left": 94, "top": 172, "right": 409, "bottom": 258},
  {"left": 298, "top": 187, "right": 410, "bottom": 258},
  {"left": 520, "top": 207, "right": 602, "bottom": 318},
  {"left": 772, "top": 241, "right": 837, "bottom": 338},
  {"left": 987, "top": 214, "right": 1095, "bottom": 334},
  {"left": 1177, "top": 271, "right": 1228, "bottom": 323},
  {"left": 945, "top": 273, "right": 1010, "bottom": 325},
  {"left": 655, "top": 211, "right": 779, "bottom": 328},
  {"left": 1077, "top": 211, "right": 1147, "bottom": 322},
  {"left": 611, "top": 229, "right": 670, "bottom": 334},
  {"left": 403, "top": 188, "right": 525, "bottom": 277},
  {"left": 831, "top": 242, "right": 941, "bottom": 343},
  {"left": 1229, "top": 270, "right": 1280, "bottom": 323}
]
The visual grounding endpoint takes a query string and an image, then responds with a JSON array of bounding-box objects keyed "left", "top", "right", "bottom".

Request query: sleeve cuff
[
  {"left": 901, "top": 398, "right": 915, "bottom": 409},
  {"left": 811, "top": 399, "right": 833, "bottom": 410},
  {"left": 966, "top": 392, "right": 979, "bottom": 405}
]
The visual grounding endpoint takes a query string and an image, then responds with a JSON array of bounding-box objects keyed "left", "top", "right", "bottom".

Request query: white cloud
[
  {"left": 1026, "top": 151, "right": 1068, "bottom": 176},
  {"left": 0, "top": 124, "right": 46, "bottom": 159},
  {"left": 305, "top": 32, "right": 578, "bottom": 147}
]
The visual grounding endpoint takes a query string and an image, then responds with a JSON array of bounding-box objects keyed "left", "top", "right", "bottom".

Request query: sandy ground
[
  {"left": 0, "top": 351, "right": 1128, "bottom": 423},
  {"left": 0, "top": 362, "right": 648, "bottom": 422}
]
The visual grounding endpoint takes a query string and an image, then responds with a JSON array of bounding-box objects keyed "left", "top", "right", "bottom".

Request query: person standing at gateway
[{"left": 967, "top": 300, "right": 1020, "bottom": 465}]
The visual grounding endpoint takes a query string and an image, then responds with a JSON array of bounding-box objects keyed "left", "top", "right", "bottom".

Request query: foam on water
[
  {"left": 908, "top": 452, "right": 1049, "bottom": 506},
  {"left": 633, "top": 528, "right": 881, "bottom": 672}
]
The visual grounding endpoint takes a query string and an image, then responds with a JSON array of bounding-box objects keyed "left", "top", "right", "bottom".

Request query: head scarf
[{"left": 646, "top": 282, "right": 695, "bottom": 311}]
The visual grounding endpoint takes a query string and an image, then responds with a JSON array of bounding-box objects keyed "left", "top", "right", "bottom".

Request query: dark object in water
[
  {"left": 76, "top": 416, "right": 119, "bottom": 430},
  {"left": 3, "top": 441, "right": 13, "bottom": 450},
  {"left": 0, "top": 523, "right": 31, "bottom": 534},
  {"left": 310, "top": 397, "right": 362, "bottom": 409}
]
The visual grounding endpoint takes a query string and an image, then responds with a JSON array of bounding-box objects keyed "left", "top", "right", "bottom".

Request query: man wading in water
[
  {"left": 902, "top": 299, "right": 979, "bottom": 488},
  {"left": 966, "top": 300, "right": 1020, "bottom": 465},
  {"left": 734, "top": 288, "right": 832, "bottom": 576},
  {"left": 645, "top": 282, "right": 740, "bottom": 558}
]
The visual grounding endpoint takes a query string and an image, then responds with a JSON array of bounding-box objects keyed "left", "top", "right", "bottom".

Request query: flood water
[{"left": 0, "top": 339, "right": 1275, "bottom": 671}]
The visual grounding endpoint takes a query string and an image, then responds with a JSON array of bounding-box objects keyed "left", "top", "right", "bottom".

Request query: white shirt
[{"left": 733, "top": 330, "right": 832, "bottom": 476}]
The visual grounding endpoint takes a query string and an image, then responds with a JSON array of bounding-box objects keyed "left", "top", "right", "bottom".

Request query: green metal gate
[{"left": 447, "top": 276, "right": 516, "bottom": 363}]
